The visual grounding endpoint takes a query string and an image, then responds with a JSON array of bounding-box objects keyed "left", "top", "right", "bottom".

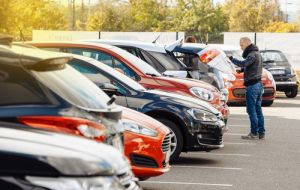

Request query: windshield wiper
[{"left": 146, "top": 73, "right": 159, "bottom": 77}]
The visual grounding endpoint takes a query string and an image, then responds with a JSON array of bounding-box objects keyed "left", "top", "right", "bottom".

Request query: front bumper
[
  {"left": 124, "top": 129, "right": 170, "bottom": 179},
  {"left": 186, "top": 120, "right": 225, "bottom": 151},
  {"left": 228, "top": 86, "right": 276, "bottom": 103},
  {"left": 275, "top": 81, "right": 299, "bottom": 91}
]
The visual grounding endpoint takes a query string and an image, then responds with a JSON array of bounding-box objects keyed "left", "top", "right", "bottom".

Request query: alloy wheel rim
[{"left": 168, "top": 128, "right": 177, "bottom": 156}]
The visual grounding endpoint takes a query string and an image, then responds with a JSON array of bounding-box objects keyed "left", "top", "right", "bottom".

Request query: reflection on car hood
[
  {"left": 121, "top": 106, "right": 166, "bottom": 130},
  {"left": 0, "top": 124, "right": 128, "bottom": 176},
  {"left": 157, "top": 76, "right": 218, "bottom": 92},
  {"left": 147, "top": 90, "right": 220, "bottom": 115}
]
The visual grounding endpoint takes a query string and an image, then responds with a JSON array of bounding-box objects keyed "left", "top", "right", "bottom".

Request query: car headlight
[
  {"left": 187, "top": 108, "right": 218, "bottom": 122},
  {"left": 123, "top": 120, "right": 158, "bottom": 137},
  {"left": 26, "top": 176, "right": 124, "bottom": 190},
  {"left": 224, "top": 81, "right": 233, "bottom": 88},
  {"left": 189, "top": 87, "right": 214, "bottom": 101}
]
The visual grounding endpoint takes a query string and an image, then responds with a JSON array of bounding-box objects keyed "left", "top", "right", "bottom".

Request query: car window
[
  {"left": 147, "top": 51, "right": 183, "bottom": 70},
  {"left": 260, "top": 51, "right": 290, "bottom": 66},
  {"left": 31, "top": 63, "right": 112, "bottom": 110},
  {"left": 0, "top": 65, "right": 52, "bottom": 106},
  {"left": 68, "top": 59, "right": 128, "bottom": 95},
  {"left": 140, "top": 50, "right": 166, "bottom": 73},
  {"left": 113, "top": 58, "right": 139, "bottom": 80},
  {"left": 66, "top": 48, "right": 114, "bottom": 67},
  {"left": 110, "top": 46, "right": 162, "bottom": 77},
  {"left": 121, "top": 47, "right": 139, "bottom": 57}
]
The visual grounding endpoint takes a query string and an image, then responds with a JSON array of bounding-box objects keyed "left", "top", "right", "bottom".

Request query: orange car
[
  {"left": 226, "top": 68, "right": 276, "bottom": 106},
  {"left": 122, "top": 107, "right": 171, "bottom": 180}
]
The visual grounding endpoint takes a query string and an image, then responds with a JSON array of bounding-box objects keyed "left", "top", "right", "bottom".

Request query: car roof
[
  {"left": 86, "top": 39, "right": 167, "bottom": 53},
  {"left": 0, "top": 43, "right": 72, "bottom": 67}
]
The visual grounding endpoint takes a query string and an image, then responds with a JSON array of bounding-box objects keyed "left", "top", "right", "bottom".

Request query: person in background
[
  {"left": 184, "top": 36, "right": 201, "bottom": 79},
  {"left": 229, "top": 37, "right": 265, "bottom": 140}
]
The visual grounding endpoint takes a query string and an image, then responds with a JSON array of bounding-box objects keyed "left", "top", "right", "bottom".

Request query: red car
[
  {"left": 29, "top": 42, "right": 229, "bottom": 122},
  {"left": 122, "top": 107, "right": 171, "bottom": 180},
  {"left": 227, "top": 68, "right": 276, "bottom": 106}
]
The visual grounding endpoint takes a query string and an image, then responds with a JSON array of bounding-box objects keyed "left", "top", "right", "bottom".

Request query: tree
[
  {"left": 87, "top": 0, "right": 130, "bottom": 31},
  {"left": 223, "top": 0, "right": 283, "bottom": 32},
  {"left": 0, "top": 0, "right": 14, "bottom": 34},
  {"left": 166, "top": 0, "right": 228, "bottom": 41},
  {"left": 264, "top": 22, "right": 299, "bottom": 32}
]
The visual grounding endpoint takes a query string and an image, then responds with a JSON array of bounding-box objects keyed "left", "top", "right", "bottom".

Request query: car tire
[
  {"left": 157, "top": 118, "right": 183, "bottom": 162},
  {"left": 262, "top": 100, "right": 274, "bottom": 107},
  {"left": 285, "top": 88, "right": 298, "bottom": 98}
]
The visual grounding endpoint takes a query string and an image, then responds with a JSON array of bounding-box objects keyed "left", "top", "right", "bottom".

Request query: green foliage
[
  {"left": 0, "top": 0, "right": 67, "bottom": 40},
  {"left": 264, "top": 22, "right": 299, "bottom": 32},
  {"left": 223, "top": 0, "right": 283, "bottom": 32}
]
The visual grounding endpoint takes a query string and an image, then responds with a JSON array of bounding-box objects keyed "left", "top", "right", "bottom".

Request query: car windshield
[
  {"left": 260, "top": 51, "right": 290, "bottom": 66},
  {"left": 31, "top": 64, "right": 113, "bottom": 110},
  {"left": 87, "top": 59, "right": 147, "bottom": 91},
  {"left": 110, "top": 46, "right": 162, "bottom": 77},
  {"left": 147, "top": 51, "right": 184, "bottom": 70}
]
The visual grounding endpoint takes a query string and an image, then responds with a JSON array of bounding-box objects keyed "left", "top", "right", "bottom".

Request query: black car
[
  {"left": 0, "top": 40, "right": 124, "bottom": 152},
  {"left": 66, "top": 55, "right": 226, "bottom": 161},
  {"left": 260, "top": 50, "right": 299, "bottom": 98},
  {"left": 0, "top": 121, "right": 136, "bottom": 190}
]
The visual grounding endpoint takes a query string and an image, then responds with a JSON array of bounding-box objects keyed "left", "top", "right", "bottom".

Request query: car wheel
[
  {"left": 157, "top": 118, "right": 183, "bottom": 162},
  {"left": 262, "top": 100, "right": 274, "bottom": 107},
  {"left": 285, "top": 88, "right": 298, "bottom": 98}
]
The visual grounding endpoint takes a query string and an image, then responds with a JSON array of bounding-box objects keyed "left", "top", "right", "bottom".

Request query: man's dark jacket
[{"left": 231, "top": 44, "right": 263, "bottom": 86}]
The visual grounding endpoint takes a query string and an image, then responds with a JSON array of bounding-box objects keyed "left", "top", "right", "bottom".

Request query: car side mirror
[{"left": 99, "top": 83, "right": 123, "bottom": 97}]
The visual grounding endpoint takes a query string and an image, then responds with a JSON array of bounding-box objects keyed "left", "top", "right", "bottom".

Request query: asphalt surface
[{"left": 141, "top": 94, "right": 300, "bottom": 190}]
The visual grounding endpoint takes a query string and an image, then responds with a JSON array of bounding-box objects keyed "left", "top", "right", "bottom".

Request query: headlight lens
[
  {"left": 224, "top": 81, "right": 233, "bottom": 88},
  {"left": 123, "top": 120, "right": 158, "bottom": 137},
  {"left": 187, "top": 108, "right": 218, "bottom": 122},
  {"left": 26, "top": 176, "right": 124, "bottom": 190},
  {"left": 189, "top": 87, "right": 214, "bottom": 101}
]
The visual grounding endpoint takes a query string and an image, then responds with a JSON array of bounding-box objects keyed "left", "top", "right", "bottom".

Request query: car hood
[
  {"left": 156, "top": 76, "right": 218, "bottom": 92},
  {"left": 121, "top": 106, "right": 167, "bottom": 131},
  {"left": 147, "top": 90, "right": 220, "bottom": 115},
  {"left": 0, "top": 124, "right": 128, "bottom": 177}
]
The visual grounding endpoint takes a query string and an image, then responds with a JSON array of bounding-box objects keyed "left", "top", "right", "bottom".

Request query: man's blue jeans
[{"left": 246, "top": 82, "right": 265, "bottom": 135}]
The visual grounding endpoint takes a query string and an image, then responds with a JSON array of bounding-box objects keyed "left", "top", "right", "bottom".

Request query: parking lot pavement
[{"left": 141, "top": 94, "right": 300, "bottom": 190}]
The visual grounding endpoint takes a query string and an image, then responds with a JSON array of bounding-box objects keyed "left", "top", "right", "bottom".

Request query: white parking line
[
  {"left": 172, "top": 165, "right": 242, "bottom": 170},
  {"left": 141, "top": 181, "right": 233, "bottom": 187},
  {"left": 188, "top": 152, "right": 251, "bottom": 157},
  {"left": 225, "top": 133, "right": 246, "bottom": 136},
  {"left": 229, "top": 118, "right": 270, "bottom": 121},
  {"left": 225, "top": 142, "right": 256, "bottom": 145}
]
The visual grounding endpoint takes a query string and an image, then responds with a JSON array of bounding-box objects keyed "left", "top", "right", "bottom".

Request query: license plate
[{"left": 270, "top": 70, "right": 285, "bottom": 75}]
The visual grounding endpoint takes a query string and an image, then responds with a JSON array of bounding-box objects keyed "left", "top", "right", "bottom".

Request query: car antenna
[{"left": 152, "top": 34, "right": 161, "bottom": 44}]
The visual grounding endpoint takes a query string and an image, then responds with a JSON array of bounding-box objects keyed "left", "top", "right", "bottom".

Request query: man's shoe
[
  {"left": 259, "top": 134, "right": 265, "bottom": 140},
  {"left": 241, "top": 133, "right": 258, "bottom": 140}
]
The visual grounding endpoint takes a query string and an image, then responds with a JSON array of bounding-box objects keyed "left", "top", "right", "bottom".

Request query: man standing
[{"left": 229, "top": 37, "right": 265, "bottom": 140}]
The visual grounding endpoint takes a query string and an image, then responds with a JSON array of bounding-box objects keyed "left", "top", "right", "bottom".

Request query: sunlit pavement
[{"left": 141, "top": 94, "right": 300, "bottom": 190}]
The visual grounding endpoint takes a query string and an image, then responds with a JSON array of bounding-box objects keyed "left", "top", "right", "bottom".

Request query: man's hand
[{"left": 228, "top": 56, "right": 234, "bottom": 61}]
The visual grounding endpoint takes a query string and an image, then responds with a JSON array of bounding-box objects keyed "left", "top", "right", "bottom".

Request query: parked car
[
  {"left": 64, "top": 55, "right": 225, "bottom": 161},
  {"left": 28, "top": 41, "right": 229, "bottom": 123},
  {"left": 0, "top": 41, "right": 124, "bottom": 151},
  {"left": 204, "top": 44, "right": 277, "bottom": 106},
  {"left": 0, "top": 121, "right": 138, "bottom": 190},
  {"left": 4, "top": 41, "right": 171, "bottom": 180},
  {"left": 122, "top": 107, "right": 171, "bottom": 180},
  {"left": 260, "top": 50, "right": 299, "bottom": 98}
]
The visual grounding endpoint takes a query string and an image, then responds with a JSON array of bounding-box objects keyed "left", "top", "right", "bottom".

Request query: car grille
[
  {"left": 232, "top": 88, "right": 246, "bottom": 98},
  {"left": 233, "top": 87, "right": 274, "bottom": 98},
  {"left": 130, "top": 154, "right": 158, "bottom": 168},
  {"left": 161, "top": 133, "right": 171, "bottom": 153}
]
